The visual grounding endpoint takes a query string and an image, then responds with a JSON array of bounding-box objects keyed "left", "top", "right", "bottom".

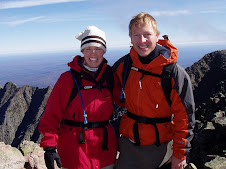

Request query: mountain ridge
[
  {"left": 185, "top": 50, "right": 226, "bottom": 106},
  {"left": 0, "top": 82, "right": 53, "bottom": 147}
]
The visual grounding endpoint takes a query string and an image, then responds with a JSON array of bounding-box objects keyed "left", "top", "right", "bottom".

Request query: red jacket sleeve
[{"left": 38, "top": 72, "right": 73, "bottom": 149}]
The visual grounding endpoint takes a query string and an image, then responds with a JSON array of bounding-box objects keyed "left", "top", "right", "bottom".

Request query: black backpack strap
[
  {"left": 161, "top": 63, "right": 176, "bottom": 107},
  {"left": 67, "top": 66, "right": 115, "bottom": 108},
  {"left": 127, "top": 111, "right": 172, "bottom": 146},
  {"left": 120, "top": 54, "right": 133, "bottom": 103},
  {"left": 98, "top": 65, "right": 114, "bottom": 96},
  {"left": 131, "top": 67, "right": 162, "bottom": 79},
  {"left": 122, "top": 54, "right": 133, "bottom": 84},
  {"left": 67, "top": 69, "right": 81, "bottom": 108},
  {"left": 61, "top": 119, "right": 109, "bottom": 150},
  {"left": 121, "top": 57, "right": 176, "bottom": 107},
  {"left": 106, "top": 65, "right": 114, "bottom": 96}
]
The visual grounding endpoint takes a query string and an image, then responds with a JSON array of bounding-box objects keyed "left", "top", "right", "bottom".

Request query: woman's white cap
[{"left": 75, "top": 26, "right": 106, "bottom": 53}]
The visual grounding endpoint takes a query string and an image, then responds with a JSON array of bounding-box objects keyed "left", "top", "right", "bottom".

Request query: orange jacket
[{"left": 113, "top": 40, "right": 195, "bottom": 160}]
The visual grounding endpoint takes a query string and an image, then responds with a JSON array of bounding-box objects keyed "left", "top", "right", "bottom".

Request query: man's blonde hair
[{"left": 129, "top": 12, "right": 159, "bottom": 37}]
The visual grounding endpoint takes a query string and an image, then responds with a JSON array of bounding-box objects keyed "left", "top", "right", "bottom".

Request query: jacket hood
[
  {"left": 130, "top": 39, "right": 178, "bottom": 70},
  {"left": 67, "top": 55, "right": 83, "bottom": 72}
]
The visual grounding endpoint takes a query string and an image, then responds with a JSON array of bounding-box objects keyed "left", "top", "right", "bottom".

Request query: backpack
[
  {"left": 120, "top": 54, "right": 176, "bottom": 107},
  {"left": 67, "top": 65, "right": 114, "bottom": 108}
]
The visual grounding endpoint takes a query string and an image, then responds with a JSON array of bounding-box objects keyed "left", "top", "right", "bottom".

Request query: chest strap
[
  {"left": 126, "top": 111, "right": 172, "bottom": 146},
  {"left": 61, "top": 119, "right": 109, "bottom": 150}
]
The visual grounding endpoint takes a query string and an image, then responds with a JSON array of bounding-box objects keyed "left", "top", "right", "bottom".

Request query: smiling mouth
[
  {"left": 90, "top": 58, "right": 97, "bottom": 62},
  {"left": 139, "top": 46, "right": 148, "bottom": 49}
]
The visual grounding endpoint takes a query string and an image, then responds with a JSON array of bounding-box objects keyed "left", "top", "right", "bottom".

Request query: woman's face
[{"left": 82, "top": 46, "right": 104, "bottom": 68}]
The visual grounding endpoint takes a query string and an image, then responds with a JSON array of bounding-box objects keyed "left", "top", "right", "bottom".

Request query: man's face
[{"left": 131, "top": 22, "right": 159, "bottom": 57}]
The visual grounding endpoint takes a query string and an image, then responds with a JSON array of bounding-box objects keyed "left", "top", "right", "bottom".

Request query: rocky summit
[
  {"left": 0, "top": 50, "right": 225, "bottom": 169},
  {"left": 185, "top": 50, "right": 226, "bottom": 106},
  {"left": 185, "top": 50, "right": 226, "bottom": 169}
]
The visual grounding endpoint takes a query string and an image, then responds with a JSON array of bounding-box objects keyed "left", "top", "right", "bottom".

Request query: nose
[
  {"left": 140, "top": 35, "right": 146, "bottom": 42},
  {"left": 91, "top": 49, "right": 100, "bottom": 53},
  {"left": 88, "top": 49, "right": 97, "bottom": 54}
]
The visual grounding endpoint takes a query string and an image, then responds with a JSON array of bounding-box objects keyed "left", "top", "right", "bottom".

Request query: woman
[{"left": 39, "top": 26, "right": 121, "bottom": 169}]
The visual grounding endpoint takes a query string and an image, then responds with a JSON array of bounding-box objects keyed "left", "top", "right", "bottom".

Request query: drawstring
[
  {"left": 70, "top": 70, "right": 88, "bottom": 124},
  {"left": 139, "top": 73, "right": 145, "bottom": 89}
]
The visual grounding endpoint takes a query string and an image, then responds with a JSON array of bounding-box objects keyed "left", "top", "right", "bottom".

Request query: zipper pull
[
  {"left": 156, "top": 104, "right": 159, "bottom": 108},
  {"left": 139, "top": 73, "right": 145, "bottom": 89},
  {"left": 139, "top": 80, "right": 142, "bottom": 89}
]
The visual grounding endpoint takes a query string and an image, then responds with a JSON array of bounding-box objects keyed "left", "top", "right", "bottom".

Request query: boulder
[
  {"left": 204, "top": 156, "right": 226, "bottom": 169},
  {"left": 19, "top": 140, "right": 46, "bottom": 169},
  {"left": 19, "top": 140, "right": 61, "bottom": 169},
  {"left": 0, "top": 142, "right": 25, "bottom": 169}
]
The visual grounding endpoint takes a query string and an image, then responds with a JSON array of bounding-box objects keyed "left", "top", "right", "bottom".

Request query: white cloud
[
  {"left": 4, "top": 16, "right": 45, "bottom": 26},
  {"left": 174, "top": 40, "right": 226, "bottom": 45},
  {"left": 150, "top": 10, "right": 190, "bottom": 17},
  {"left": 0, "top": 0, "right": 86, "bottom": 9},
  {"left": 200, "top": 10, "right": 218, "bottom": 14}
]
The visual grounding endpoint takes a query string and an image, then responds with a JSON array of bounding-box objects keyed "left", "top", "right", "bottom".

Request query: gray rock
[
  {"left": 19, "top": 140, "right": 61, "bottom": 169},
  {"left": 0, "top": 142, "right": 25, "bottom": 169},
  {"left": 205, "top": 156, "right": 226, "bottom": 169},
  {"left": 20, "top": 140, "right": 46, "bottom": 169}
]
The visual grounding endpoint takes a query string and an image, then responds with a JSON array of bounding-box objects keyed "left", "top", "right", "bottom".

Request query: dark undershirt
[
  {"left": 138, "top": 45, "right": 166, "bottom": 64},
  {"left": 139, "top": 45, "right": 159, "bottom": 64}
]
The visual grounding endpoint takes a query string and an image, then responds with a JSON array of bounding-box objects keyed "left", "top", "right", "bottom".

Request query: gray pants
[{"left": 116, "top": 136, "right": 173, "bottom": 169}]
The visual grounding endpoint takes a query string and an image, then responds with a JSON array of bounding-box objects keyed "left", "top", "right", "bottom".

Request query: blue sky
[{"left": 0, "top": 0, "right": 226, "bottom": 55}]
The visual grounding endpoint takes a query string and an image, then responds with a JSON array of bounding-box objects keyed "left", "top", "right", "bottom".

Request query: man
[{"left": 113, "top": 12, "right": 195, "bottom": 169}]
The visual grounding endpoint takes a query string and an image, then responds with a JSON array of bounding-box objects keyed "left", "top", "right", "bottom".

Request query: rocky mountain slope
[
  {"left": 185, "top": 50, "right": 226, "bottom": 106},
  {"left": 0, "top": 50, "right": 225, "bottom": 169},
  {"left": 0, "top": 83, "right": 53, "bottom": 147},
  {"left": 185, "top": 50, "right": 226, "bottom": 168}
]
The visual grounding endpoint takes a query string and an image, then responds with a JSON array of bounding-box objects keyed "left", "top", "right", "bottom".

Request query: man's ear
[
  {"left": 156, "top": 30, "right": 160, "bottom": 37},
  {"left": 156, "top": 31, "right": 160, "bottom": 42}
]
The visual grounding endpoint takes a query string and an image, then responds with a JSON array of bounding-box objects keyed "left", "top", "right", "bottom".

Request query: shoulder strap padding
[
  {"left": 67, "top": 66, "right": 114, "bottom": 108},
  {"left": 67, "top": 69, "right": 81, "bottom": 108},
  {"left": 161, "top": 62, "right": 176, "bottom": 106},
  {"left": 121, "top": 54, "right": 176, "bottom": 107},
  {"left": 122, "top": 54, "right": 133, "bottom": 85},
  {"left": 97, "top": 65, "right": 114, "bottom": 95},
  {"left": 105, "top": 65, "right": 114, "bottom": 93}
]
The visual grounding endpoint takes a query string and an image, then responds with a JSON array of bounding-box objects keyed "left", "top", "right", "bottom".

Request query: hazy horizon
[{"left": 0, "top": 44, "right": 225, "bottom": 88}]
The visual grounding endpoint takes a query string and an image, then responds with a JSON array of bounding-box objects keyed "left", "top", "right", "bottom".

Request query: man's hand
[
  {"left": 44, "top": 147, "right": 62, "bottom": 169},
  {"left": 169, "top": 156, "right": 186, "bottom": 169}
]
